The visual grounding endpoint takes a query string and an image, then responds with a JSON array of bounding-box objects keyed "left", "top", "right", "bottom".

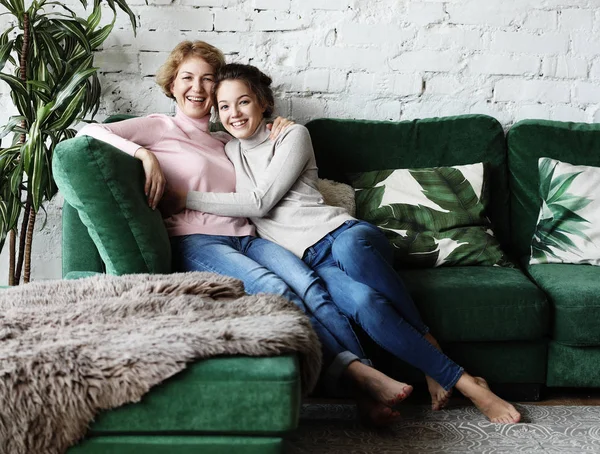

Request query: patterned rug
[{"left": 287, "top": 403, "right": 600, "bottom": 453}]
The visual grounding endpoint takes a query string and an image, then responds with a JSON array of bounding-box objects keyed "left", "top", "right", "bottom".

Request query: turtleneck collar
[
  {"left": 239, "top": 120, "right": 271, "bottom": 150},
  {"left": 175, "top": 106, "right": 211, "bottom": 132}
]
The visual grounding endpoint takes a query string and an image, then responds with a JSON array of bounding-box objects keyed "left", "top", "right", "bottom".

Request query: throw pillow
[
  {"left": 317, "top": 178, "right": 356, "bottom": 217},
  {"left": 530, "top": 157, "right": 600, "bottom": 265},
  {"left": 350, "top": 163, "right": 510, "bottom": 268}
]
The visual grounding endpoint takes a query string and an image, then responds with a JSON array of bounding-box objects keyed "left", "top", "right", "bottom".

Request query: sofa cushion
[
  {"left": 398, "top": 266, "right": 548, "bottom": 342},
  {"left": 547, "top": 341, "right": 600, "bottom": 387},
  {"left": 350, "top": 163, "right": 509, "bottom": 267},
  {"left": 89, "top": 355, "right": 300, "bottom": 434},
  {"left": 507, "top": 119, "right": 600, "bottom": 262},
  {"left": 53, "top": 135, "right": 171, "bottom": 275},
  {"left": 530, "top": 158, "right": 600, "bottom": 265},
  {"left": 527, "top": 264, "right": 600, "bottom": 346},
  {"left": 306, "top": 115, "right": 511, "bottom": 250}
]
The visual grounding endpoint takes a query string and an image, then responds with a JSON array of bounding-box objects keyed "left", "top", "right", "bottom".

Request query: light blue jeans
[
  {"left": 303, "top": 220, "right": 464, "bottom": 391},
  {"left": 170, "top": 233, "right": 370, "bottom": 387}
]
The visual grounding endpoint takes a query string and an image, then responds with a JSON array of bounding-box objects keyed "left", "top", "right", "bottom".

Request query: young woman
[
  {"left": 77, "top": 40, "right": 414, "bottom": 426},
  {"left": 182, "top": 63, "right": 522, "bottom": 424}
]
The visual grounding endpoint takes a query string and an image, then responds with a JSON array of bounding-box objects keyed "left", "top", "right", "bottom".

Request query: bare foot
[
  {"left": 346, "top": 362, "right": 413, "bottom": 409},
  {"left": 356, "top": 394, "right": 400, "bottom": 427},
  {"left": 456, "top": 374, "right": 521, "bottom": 424},
  {"left": 426, "top": 375, "right": 452, "bottom": 411}
]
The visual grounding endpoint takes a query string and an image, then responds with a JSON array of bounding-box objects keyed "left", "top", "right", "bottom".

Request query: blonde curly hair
[{"left": 156, "top": 40, "right": 225, "bottom": 99}]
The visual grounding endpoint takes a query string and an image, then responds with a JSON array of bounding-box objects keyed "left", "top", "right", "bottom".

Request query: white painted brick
[
  {"left": 310, "top": 46, "right": 386, "bottom": 70},
  {"left": 254, "top": 0, "right": 290, "bottom": 10},
  {"left": 573, "top": 81, "right": 600, "bottom": 104},
  {"left": 304, "top": 69, "right": 330, "bottom": 92},
  {"left": 495, "top": 79, "right": 570, "bottom": 103},
  {"left": 328, "top": 71, "right": 348, "bottom": 93},
  {"left": 393, "top": 74, "right": 422, "bottom": 97},
  {"left": 180, "top": 0, "right": 231, "bottom": 5},
  {"left": 469, "top": 101, "right": 511, "bottom": 126},
  {"left": 252, "top": 11, "right": 307, "bottom": 31},
  {"left": 147, "top": 0, "right": 174, "bottom": 5},
  {"left": 468, "top": 54, "right": 539, "bottom": 76},
  {"left": 490, "top": 31, "right": 569, "bottom": 55},
  {"left": 94, "top": 51, "right": 139, "bottom": 73},
  {"left": 572, "top": 33, "right": 600, "bottom": 57},
  {"left": 139, "top": 52, "right": 170, "bottom": 76},
  {"left": 290, "top": 96, "right": 327, "bottom": 123},
  {"left": 402, "top": 98, "right": 472, "bottom": 120},
  {"left": 550, "top": 104, "right": 588, "bottom": 122},
  {"left": 447, "top": 1, "right": 519, "bottom": 27},
  {"left": 407, "top": 2, "right": 445, "bottom": 26},
  {"left": 339, "top": 22, "right": 415, "bottom": 46},
  {"left": 364, "top": 100, "right": 402, "bottom": 121},
  {"left": 523, "top": 10, "right": 558, "bottom": 30},
  {"left": 425, "top": 75, "right": 492, "bottom": 99},
  {"left": 415, "top": 26, "right": 487, "bottom": 51},
  {"left": 390, "top": 50, "right": 462, "bottom": 73},
  {"left": 514, "top": 103, "right": 551, "bottom": 121},
  {"left": 215, "top": 10, "right": 249, "bottom": 32},
  {"left": 559, "top": 9, "right": 593, "bottom": 31},
  {"left": 590, "top": 59, "right": 600, "bottom": 79},
  {"left": 348, "top": 72, "right": 375, "bottom": 95},
  {"left": 542, "top": 56, "right": 588, "bottom": 79},
  {"left": 298, "top": 0, "right": 352, "bottom": 10},
  {"left": 593, "top": 107, "right": 600, "bottom": 122},
  {"left": 140, "top": 7, "right": 213, "bottom": 31}
]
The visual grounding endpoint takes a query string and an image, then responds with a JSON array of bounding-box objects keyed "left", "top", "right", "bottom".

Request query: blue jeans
[
  {"left": 303, "top": 220, "right": 464, "bottom": 391},
  {"left": 170, "top": 233, "right": 369, "bottom": 387}
]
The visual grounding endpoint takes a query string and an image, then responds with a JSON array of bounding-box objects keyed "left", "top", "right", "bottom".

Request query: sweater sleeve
[
  {"left": 186, "top": 125, "right": 312, "bottom": 217},
  {"left": 76, "top": 115, "right": 169, "bottom": 156}
]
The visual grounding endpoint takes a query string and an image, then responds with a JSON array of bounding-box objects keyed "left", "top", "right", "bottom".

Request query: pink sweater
[{"left": 76, "top": 109, "right": 255, "bottom": 238}]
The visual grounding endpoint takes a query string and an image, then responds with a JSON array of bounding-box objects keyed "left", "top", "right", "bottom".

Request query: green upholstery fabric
[
  {"left": 68, "top": 436, "right": 283, "bottom": 454},
  {"left": 90, "top": 355, "right": 300, "bottom": 434},
  {"left": 372, "top": 341, "right": 547, "bottom": 384},
  {"left": 547, "top": 341, "right": 600, "bottom": 387},
  {"left": 53, "top": 135, "right": 171, "bottom": 275},
  {"left": 507, "top": 120, "right": 600, "bottom": 261},
  {"left": 398, "top": 267, "right": 548, "bottom": 342},
  {"left": 527, "top": 264, "right": 600, "bottom": 346},
  {"left": 65, "top": 271, "right": 102, "bottom": 280},
  {"left": 306, "top": 114, "right": 511, "bottom": 250},
  {"left": 62, "top": 202, "right": 104, "bottom": 275}
]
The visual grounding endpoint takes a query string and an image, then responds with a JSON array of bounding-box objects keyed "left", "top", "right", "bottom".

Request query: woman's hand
[
  {"left": 134, "top": 147, "right": 165, "bottom": 210},
  {"left": 268, "top": 116, "right": 294, "bottom": 140}
]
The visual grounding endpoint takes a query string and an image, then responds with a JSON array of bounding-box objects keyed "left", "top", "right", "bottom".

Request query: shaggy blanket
[{"left": 0, "top": 272, "right": 321, "bottom": 454}]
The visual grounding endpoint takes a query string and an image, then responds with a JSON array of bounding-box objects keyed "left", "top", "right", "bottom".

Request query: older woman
[
  {"left": 182, "top": 63, "right": 522, "bottom": 424},
  {"left": 77, "top": 41, "right": 415, "bottom": 425}
]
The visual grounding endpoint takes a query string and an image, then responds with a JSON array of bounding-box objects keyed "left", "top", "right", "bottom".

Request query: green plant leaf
[
  {"left": 355, "top": 186, "right": 385, "bottom": 220},
  {"left": 46, "top": 84, "right": 86, "bottom": 130},
  {"left": 547, "top": 171, "right": 582, "bottom": 204},
  {"left": 51, "top": 66, "right": 97, "bottom": 112},
  {"left": 410, "top": 167, "right": 484, "bottom": 226},
  {"left": 0, "top": 38, "right": 14, "bottom": 71},
  {"left": 89, "top": 20, "right": 114, "bottom": 49},
  {"left": 54, "top": 19, "right": 91, "bottom": 54},
  {"left": 386, "top": 229, "right": 439, "bottom": 268}
]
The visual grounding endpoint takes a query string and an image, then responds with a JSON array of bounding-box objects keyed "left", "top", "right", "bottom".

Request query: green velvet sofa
[{"left": 53, "top": 114, "right": 600, "bottom": 453}]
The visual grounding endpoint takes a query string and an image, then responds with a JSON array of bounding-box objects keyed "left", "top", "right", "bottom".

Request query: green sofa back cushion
[
  {"left": 53, "top": 135, "right": 171, "bottom": 275},
  {"left": 507, "top": 120, "right": 600, "bottom": 261},
  {"left": 306, "top": 114, "right": 511, "bottom": 250}
]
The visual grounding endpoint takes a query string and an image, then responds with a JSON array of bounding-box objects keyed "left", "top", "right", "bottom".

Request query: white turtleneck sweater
[{"left": 186, "top": 123, "right": 353, "bottom": 257}]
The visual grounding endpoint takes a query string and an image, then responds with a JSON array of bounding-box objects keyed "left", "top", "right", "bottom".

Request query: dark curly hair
[{"left": 211, "top": 63, "right": 275, "bottom": 118}]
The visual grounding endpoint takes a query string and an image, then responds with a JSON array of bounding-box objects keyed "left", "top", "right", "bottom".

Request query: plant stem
[
  {"left": 14, "top": 198, "right": 31, "bottom": 285},
  {"left": 8, "top": 230, "right": 16, "bottom": 286},
  {"left": 23, "top": 209, "right": 36, "bottom": 284}
]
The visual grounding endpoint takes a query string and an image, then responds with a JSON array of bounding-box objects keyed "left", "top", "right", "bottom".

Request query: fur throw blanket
[{"left": 0, "top": 272, "right": 321, "bottom": 454}]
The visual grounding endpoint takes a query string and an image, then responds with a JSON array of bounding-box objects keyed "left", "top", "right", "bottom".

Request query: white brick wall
[{"left": 1, "top": 0, "right": 600, "bottom": 283}]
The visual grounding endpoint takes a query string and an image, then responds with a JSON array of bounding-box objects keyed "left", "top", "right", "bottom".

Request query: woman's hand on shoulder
[
  {"left": 268, "top": 116, "right": 295, "bottom": 141},
  {"left": 134, "top": 147, "right": 165, "bottom": 210}
]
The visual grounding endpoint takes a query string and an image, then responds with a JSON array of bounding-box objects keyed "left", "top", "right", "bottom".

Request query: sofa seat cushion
[
  {"left": 398, "top": 266, "right": 548, "bottom": 342},
  {"left": 89, "top": 355, "right": 300, "bottom": 435},
  {"left": 527, "top": 264, "right": 600, "bottom": 346},
  {"left": 547, "top": 341, "right": 600, "bottom": 387}
]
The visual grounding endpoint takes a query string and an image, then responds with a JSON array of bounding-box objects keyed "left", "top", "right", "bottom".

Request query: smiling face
[
  {"left": 216, "top": 79, "right": 266, "bottom": 139},
  {"left": 170, "top": 56, "right": 215, "bottom": 119}
]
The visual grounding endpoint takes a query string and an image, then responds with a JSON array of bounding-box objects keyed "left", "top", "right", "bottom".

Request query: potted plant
[{"left": 0, "top": 0, "right": 139, "bottom": 284}]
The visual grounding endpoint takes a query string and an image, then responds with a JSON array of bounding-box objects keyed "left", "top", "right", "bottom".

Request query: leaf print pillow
[
  {"left": 350, "top": 163, "right": 511, "bottom": 268},
  {"left": 530, "top": 158, "right": 600, "bottom": 265}
]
